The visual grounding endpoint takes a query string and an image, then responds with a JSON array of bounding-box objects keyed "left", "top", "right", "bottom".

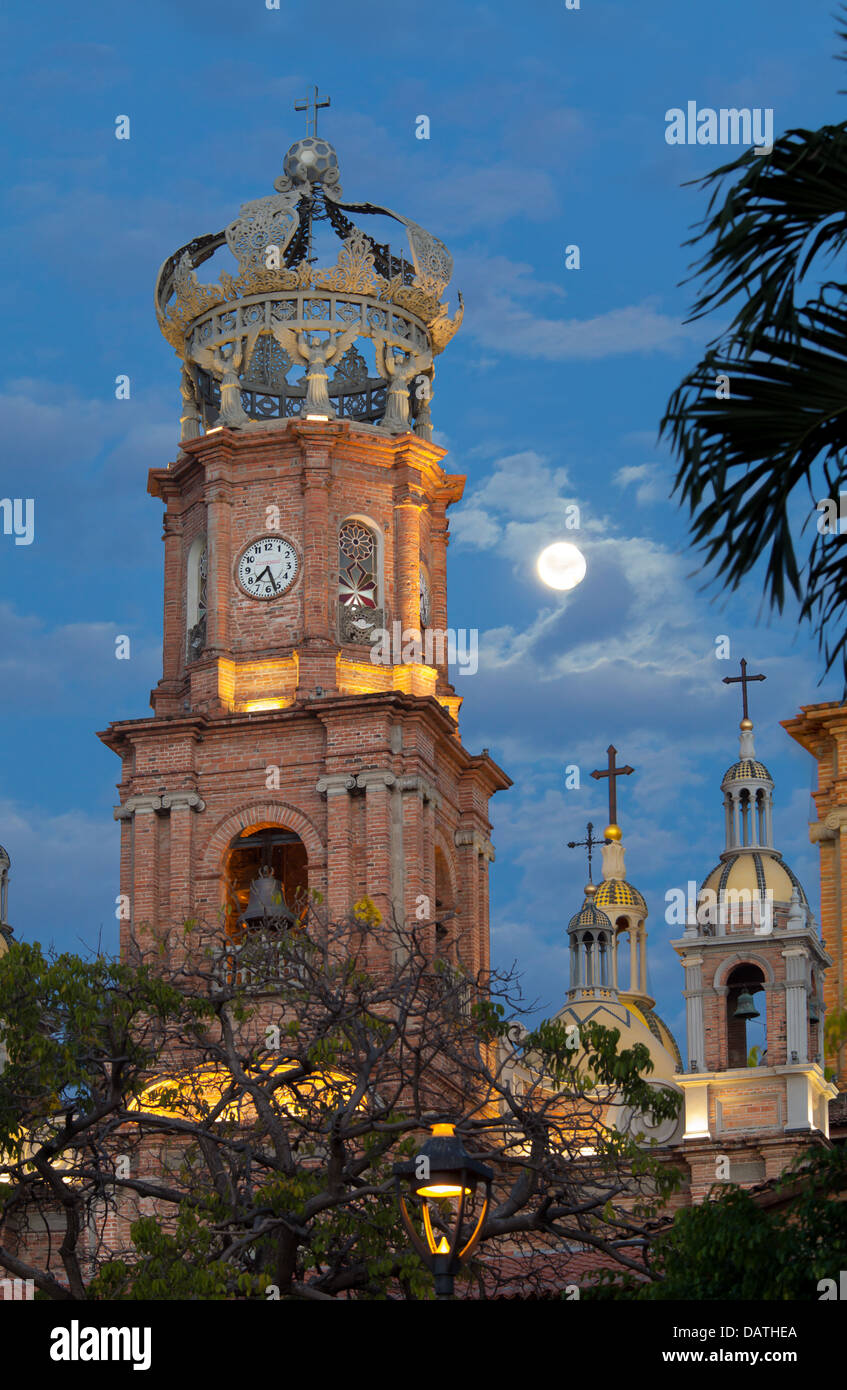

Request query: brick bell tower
[{"left": 99, "top": 127, "right": 510, "bottom": 975}]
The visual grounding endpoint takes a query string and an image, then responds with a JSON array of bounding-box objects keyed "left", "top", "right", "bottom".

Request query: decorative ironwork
[
  {"left": 339, "top": 559, "right": 377, "bottom": 609},
  {"left": 339, "top": 521, "right": 375, "bottom": 561},
  {"left": 155, "top": 136, "right": 462, "bottom": 439},
  {"left": 339, "top": 604, "right": 385, "bottom": 646},
  {"left": 338, "top": 518, "right": 381, "bottom": 641},
  {"left": 187, "top": 540, "right": 208, "bottom": 661},
  {"left": 419, "top": 566, "right": 431, "bottom": 627},
  {"left": 567, "top": 821, "right": 606, "bottom": 880},
  {"left": 213, "top": 933, "right": 308, "bottom": 992}
]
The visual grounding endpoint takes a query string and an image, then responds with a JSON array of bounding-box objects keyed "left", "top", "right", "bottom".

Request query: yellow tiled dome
[
  {"left": 567, "top": 901, "right": 613, "bottom": 932},
  {"left": 722, "top": 758, "right": 772, "bottom": 783},
  {"left": 595, "top": 878, "right": 647, "bottom": 911}
]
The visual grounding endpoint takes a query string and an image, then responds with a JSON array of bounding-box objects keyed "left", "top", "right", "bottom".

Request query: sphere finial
[
  {"left": 584, "top": 881, "right": 597, "bottom": 899},
  {"left": 604, "top": 823, "right": 622, "bottom": 842},
  {"left": 740, "top": 717, "right": 753, "bottom": 731},
  {"left": 283, "top": 136, "right": 340, "bottom": 189}
]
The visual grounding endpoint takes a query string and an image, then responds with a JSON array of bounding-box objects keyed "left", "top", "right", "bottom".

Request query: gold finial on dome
[
  {"left": 740, "top": 717, "right": 753, "bottom": 731},
  {"left": 604, "top": 823, "right": 623, "bottom": 842},
  {"left": 584, "top": 881, "right": 597, "bottom": 899}
]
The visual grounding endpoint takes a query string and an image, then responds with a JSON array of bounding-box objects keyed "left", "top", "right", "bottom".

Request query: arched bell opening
[
  {"left": 434, "top": 846, "right": 456, "bottom": 963},
  {"left": 755, "top": 788, "right": 766, "bottom": 846},
  {"left": 597, "top": 931, "right": 609, "bottom": 987},
  {"left": 726, "top": 963, "right": 767, "bottom": 1068},
  {"left": 614, "top": 915, "right": 642, "bottom": 994},
  {"left": 224, "top": 825, "right": 309, "bottom": 942},
  {"left": 739, "top": 788, "right": 751, "bottom": 847},
  {"left": 581, "top": 931, "right": 595, "bottom": 987}
]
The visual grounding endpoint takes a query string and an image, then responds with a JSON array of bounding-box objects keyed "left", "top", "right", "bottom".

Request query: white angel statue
[
  {"left": 270, "top": 324, "right": 360, "bottom": 419},
  {"left": 374, "top": 342, "right": 433, "bottom": 433}
]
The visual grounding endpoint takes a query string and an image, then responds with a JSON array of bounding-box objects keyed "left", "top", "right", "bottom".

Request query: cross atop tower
[
  {"left": 294, "top": 85, "right": 331, "bottom": 136},
  {"left": 567, "top": 820, "right": 606, "bottom": 883},
  {"left": 590, "top": 745, "right": 634, "bottom": 842},
  {"left": 722, "top": 657, "right": 766, "bottom": 728}
]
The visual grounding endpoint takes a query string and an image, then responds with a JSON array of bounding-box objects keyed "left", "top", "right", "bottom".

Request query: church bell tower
[
  {"left": 99, "top": 124, "right": 510, "bottom": 975},
  {"left": 672, "top": 663, "right": 836, "bottom": 1197}
]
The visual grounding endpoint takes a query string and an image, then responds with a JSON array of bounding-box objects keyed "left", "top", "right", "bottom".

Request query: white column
[
  {"left": 683, "top": 954, "right": 705, "bottom": 1072},
  {"left": 783, "top": 947, "right": 809, "bottom": 1063}
]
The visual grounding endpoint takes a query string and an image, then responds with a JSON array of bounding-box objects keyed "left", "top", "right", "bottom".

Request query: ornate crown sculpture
[{"left": 155, "top": 136, "right": 463, "bottom": 441}]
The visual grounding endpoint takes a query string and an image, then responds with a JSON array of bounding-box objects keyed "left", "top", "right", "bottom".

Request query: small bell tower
[{"left": 672, "top": 662, "right": 836, "bottom": 1198}]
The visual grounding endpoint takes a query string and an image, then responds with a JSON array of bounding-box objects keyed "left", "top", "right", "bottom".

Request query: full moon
[{"left": 536, "top": 541, "right": 587, "bottom": 591}]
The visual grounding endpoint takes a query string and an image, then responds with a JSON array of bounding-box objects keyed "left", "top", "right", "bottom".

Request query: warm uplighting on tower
[{"left": 536, "top": 541, "right": 587, "bottom": 592}]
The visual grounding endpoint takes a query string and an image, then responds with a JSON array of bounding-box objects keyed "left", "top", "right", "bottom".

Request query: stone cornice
[
  {"left": 114, "top": 790, "right": 206, "bottom": 819},
  {"left": 315, "top": 773, "right": 358, "bottom": 797},
  {"left": 810, "top": 807, "right": 847, "bottom": 840},
  {"left": 455, "top": 828, "right": 495, "bottom": 861},
  {"left": 354, "top": 769, "right": 396, "bottom": 790},
  {"left": 398, "top": 774, "right": 441, "bottom": 807},
  {"left": 675, "top": 1063, "right": 837, "bottom": 1098}
]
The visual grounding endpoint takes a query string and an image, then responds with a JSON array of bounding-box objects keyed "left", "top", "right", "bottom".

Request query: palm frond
[{"left": 664, "top": 286, "right": 847, "bottom": 675}]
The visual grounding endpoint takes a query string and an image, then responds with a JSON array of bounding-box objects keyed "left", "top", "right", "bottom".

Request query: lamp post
[{"left": 394, "top": 1122, "right": 493, "bottom": 1299}]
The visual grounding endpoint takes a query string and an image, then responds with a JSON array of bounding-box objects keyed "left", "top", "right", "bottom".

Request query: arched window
[
  {"left": 740, "top": 789, "right": 750, "bottom": 846},
  {"left": 598, "top": 931, "right": 608, "bottom": 986},
  {"left": 434, "top": 847, "right": 456, "bottom": 962},
  {"left": 419, "top": 561, "right": 432, "bottom": 628},
  {"left": 186, "top": 534, "right": 208, "bottom": 661},
  {"left": 338, "top": 518, "right": 383, "bottom": 644},
  {"left": 224, "top": 825, "right": 309, "bottom": 942},
  {"left": 726, "top": 963, "right": 766, "bottom": 1068},
  {"left": 582, "top": 931, "right": 595, "bottom": 987},
  {"left": 338, "top": 519, "right": 379, "bottom": 608}
]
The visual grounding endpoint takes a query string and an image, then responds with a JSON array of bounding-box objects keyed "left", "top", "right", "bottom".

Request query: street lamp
[{"left": 394, "top": 1122, "right": 493, "bottom": 1299}]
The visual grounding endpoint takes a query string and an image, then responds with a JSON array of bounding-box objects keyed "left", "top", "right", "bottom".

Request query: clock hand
[{"left": 255, "top": 564, "right": 280, "bottom": 591}]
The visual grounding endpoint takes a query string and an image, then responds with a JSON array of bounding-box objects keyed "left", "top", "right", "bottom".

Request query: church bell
[
  {"left": 733, "top": 989, "right": 760, "bottom": 1020},
  {"left": 240, "top": 865, "right": 295, "bottom": 928}
]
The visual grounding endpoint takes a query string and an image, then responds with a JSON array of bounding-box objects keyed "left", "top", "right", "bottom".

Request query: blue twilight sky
[{"left": 0, "top": 0, "right": 843, "bottom": 1059}]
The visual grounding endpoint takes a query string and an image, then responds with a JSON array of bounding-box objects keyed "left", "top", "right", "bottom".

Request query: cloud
[
  {"left": 0, "top": 603, "right": 161, "bottom": 714},
  {"left": 0, "top": 796, "right": 119, "bottom": 956},
  {"left": 614, "top": 462, "right": 670, "bottom": 505},
  {"left": 455, "top": 251, "right": 699, "bottom": 361}
]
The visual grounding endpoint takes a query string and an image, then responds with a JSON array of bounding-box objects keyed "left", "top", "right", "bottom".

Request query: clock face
[{"left": 237, "top": 536, "right": 299, "bottom": 600}]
